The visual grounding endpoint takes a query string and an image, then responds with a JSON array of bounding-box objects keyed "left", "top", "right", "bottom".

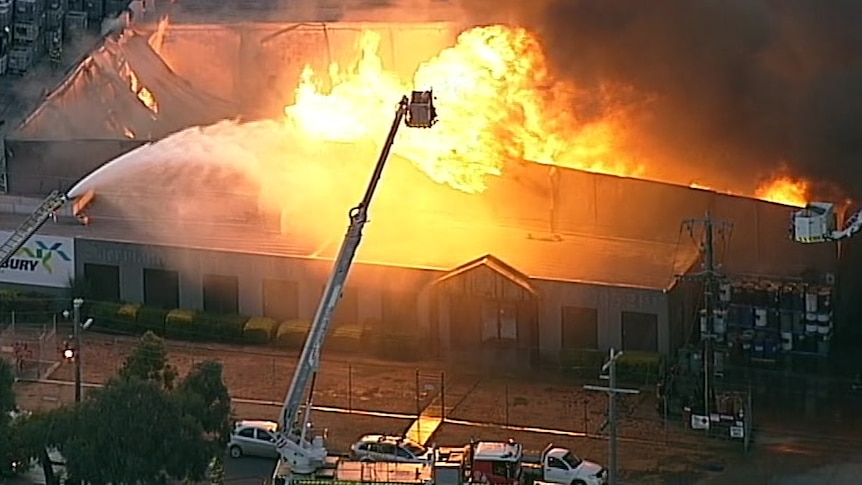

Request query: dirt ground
[
  {"left": 48, "top": 334, "right": 440, "bottom": 415},
  {"left": 49, "top": 335, "right": 703, "bottom": 447},
  {"left": 21, "top": 333, "right": 752, "bottom": 483},
  {"left": 13, "top": 380, "right": 730, "bottom": 484}
]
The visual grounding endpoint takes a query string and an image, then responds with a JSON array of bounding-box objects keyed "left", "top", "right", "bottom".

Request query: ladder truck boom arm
[
  {"left": 791, "top": 201, "right": 862, "bottom": 243},
  {"left": 0, "top": 191, "right": 67, "bottom": 268},
  {"left": 275, "top": 91, "right": 437, "bottom": 474}
]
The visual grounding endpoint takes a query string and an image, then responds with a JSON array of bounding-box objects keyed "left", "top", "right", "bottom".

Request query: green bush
[
  {"left": 0, "top": 290, "right": 20, "bottom": 318},
  {"left": 196, "top": 313, "right": 247, "bottom": 343},
  {"left": 275, "top": 320, "right": 311, "bottom": 349},
  {"left": 363, "top": 327, "right": 427, "bottom": 362},
  {"left": 166, "top": 309, "right": 198, "bottom": 341},
  {"left": 615, "top": 351, "right": 661, "bottom": 385},
  {"left": 10, "top": 292, "right": 54, "bottom": 324},
  {"left": 559, "top": 349, "right": 608, "bottom": 379},
  {"left": 116, "top": 303, "right": 142, "bottom": 332},
  {"left": 327, "top": 324, "right": 363, "bottom": 353},
  {"left": 136, "top": 306, "right": 169, "bottom": 336},
  {"left": 90, "top": 302, "right": 125, "bottom": 331},
  {"left": 243, "top": 317, "right": 279, "bottom": 344}
]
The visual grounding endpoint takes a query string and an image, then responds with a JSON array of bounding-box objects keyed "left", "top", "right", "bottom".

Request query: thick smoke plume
[{"left": 457, "top": 0, "right": 862, "bottom": 199}]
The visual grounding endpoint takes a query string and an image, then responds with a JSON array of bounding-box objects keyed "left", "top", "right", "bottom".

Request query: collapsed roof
[{"left": 9, "top": 31, "right": 237, "bottom": 141}]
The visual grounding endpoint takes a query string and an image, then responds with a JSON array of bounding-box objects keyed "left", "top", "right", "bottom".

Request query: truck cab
[
  {"left": 540, "top": 445, "right": 607, "bottom": 485},
  {"left": 466, "top": 441, "right": 523, "bottom": 485}
]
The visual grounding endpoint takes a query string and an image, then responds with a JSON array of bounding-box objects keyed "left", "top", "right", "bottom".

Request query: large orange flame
[
  {"left": 755, "top": 176, "right": 810, "bottom": 207},
  {"left": 282, "top": 25, "right": 810, "bottom": 204},
  {"left": 284, "top": 26, "right": 642, "bottom": 194}
]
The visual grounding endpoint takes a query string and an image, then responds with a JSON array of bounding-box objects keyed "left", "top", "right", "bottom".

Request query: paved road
[{"left": 224, "top": 455, "right": 278, "bottom": 485}]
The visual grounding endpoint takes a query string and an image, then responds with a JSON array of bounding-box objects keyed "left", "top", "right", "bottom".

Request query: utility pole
[
  {"left": 584, "top": 348, "right": 640, "bottom": 485},
  {"left": 72, "top": 298, "right": 83, "bottom": 402},
  {"left": 683, "top": 212, "right": 733, "bottom": 430}
]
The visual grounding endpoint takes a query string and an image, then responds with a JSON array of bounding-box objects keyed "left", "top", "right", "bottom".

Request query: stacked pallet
[
  {"left": 1, "top": 0, "right": 144, "bottom": 76},
  {"left": 9, "top": 0, "right": 46, "bottom": 74},
  {"left": 44, "top": 0, "right": 63, "bottom": 60},
  {"left": 0, "top": 0, "right": 11, "bottom": 75}
]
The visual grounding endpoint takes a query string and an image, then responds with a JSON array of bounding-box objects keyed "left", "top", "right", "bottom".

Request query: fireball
[{"left": 281, "top": 24, "right": 811, "bottom": 204}]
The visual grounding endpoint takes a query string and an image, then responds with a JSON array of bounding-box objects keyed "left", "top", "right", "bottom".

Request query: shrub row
[
  {"left": 560, "top": 349, "right": 662, "bottom": 384},
  {"left": 0, "top": 289, "right": 61, "bottom": 324},
  {"left": 90, "top": 302, "right": 246, "bottom": 344},
  {"left": 87, "top": 302, "right": 429, "bottom": 362}
]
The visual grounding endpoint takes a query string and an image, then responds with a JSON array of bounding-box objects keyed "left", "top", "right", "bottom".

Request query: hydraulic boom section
[
  {"left": 274, "top": 91, "right": 437, "bottom": 474},
  {"left": 791, "top": 201, "right": 862, "bottom": 243}
]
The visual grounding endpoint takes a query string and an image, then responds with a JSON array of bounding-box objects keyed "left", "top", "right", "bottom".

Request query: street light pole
[{"left": 73, "top": 298, "right": 83, "bottom": 403}]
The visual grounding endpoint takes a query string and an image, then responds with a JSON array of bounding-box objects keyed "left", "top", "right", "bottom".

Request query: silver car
[
  {"left": 350, "top": 434, "right": 431, "bottom": 463},
  {"left": 227, "top": 420, "right": 280, "bottom": 459}
]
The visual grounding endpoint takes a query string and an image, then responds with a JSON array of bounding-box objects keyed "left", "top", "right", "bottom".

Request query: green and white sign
[{"left": 0, "top": 232, "right": 75, "bottom": 288}]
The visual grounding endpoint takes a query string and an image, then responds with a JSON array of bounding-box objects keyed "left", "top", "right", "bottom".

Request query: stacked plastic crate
[
  {"left": 708, "top": 278, "right": 834, "bottom": 364},
  {"left": 1, "top": 0, "right": 12, "bottom": 75},
  {"left": 83, "top": 0, "right": 101, "bottom": 24},
  {"left": 44, "top": 0, "right": 64, "bottom": 58},
  {"left": 9, "top": 0, "right": 46, "bottom": 74},
  {"left": 63, "top": 1, "right": 87, "bottom": 39}
]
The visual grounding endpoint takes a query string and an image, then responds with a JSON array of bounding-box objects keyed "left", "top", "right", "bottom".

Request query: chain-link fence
[{"left": 0, "top": 313, "right": 59, "bottom": 380}]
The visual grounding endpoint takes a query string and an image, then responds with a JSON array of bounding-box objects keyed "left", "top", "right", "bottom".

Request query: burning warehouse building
[{"left": 0, "top": 21, "right": 837, "bottom": 368}]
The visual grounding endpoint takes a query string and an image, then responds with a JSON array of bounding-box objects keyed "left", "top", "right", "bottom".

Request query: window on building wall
[
  {"left": 84, "top": 263, "right": 120, "bottom": 302},
  {"left": 561, "top": 306, "right": 598, "bottom": 350},
  {"left": 380, "top": 291, "right": 418, "bottom": 331},
  {"left": 621, "top": 311, "right": 658, "bottom": 352},
  {"left": 203, "top": 274, "right": 239, "bottom": 314},
  {"left": 143, "top": 268, "right": 179, "bottom": 309},
  {"left": 262, "top": 279, "right": 299, "bottom": 321},
  {"left": 480, "top": 300, "right": 518, "bottom": 343}
]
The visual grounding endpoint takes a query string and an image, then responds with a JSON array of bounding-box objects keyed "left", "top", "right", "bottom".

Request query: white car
[
  {"left": 541, "top": 446, "right": 607, "bottom": 485},
  {"left": 350, "top": 434, "right": 431, "bottom": 463},
  {"left": 227, "top": 420, "right": 280, "bottom": 459}
]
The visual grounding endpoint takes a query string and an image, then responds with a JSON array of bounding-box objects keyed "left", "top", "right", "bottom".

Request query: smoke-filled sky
[{"left": 456, "top": 0, "right": 862, "bottom": 199}]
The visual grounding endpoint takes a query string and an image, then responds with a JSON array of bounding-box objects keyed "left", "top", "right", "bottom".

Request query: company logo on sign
[
  {"left": 5, "top": 241, "right": 71, "bottom": 274},
  {"left": 0, "top": 233, "right": 75, "bottom": 288}
]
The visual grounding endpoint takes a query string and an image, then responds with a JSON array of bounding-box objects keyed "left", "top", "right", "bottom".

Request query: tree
[
  {"left": 0, "top": 358, "right": 20, "bottom": 477},
  {"left": 17, "top": 335, "right": 233, "bottom": 484},
  {"left": 60, "top": 379, "right": 212, "bottom": 485},
  {"left": 118, "top": 330, "right": 177, "bottom": 389},
  {"left": 0, "top": 358, "right": 14, "bottom": 414},
  {"left": 176, "top": 360, "right": 233, "bottom": 447}
]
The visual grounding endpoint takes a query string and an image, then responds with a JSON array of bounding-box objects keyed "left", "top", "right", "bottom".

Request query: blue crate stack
[{"left": 702, "top": 277, "right": 834, "bottom": 367}]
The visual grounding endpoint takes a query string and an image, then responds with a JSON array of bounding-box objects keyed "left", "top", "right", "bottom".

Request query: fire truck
[
  {"left": 270, "top": 91, "right": 437, "bottom": 483},
  {"left": 276, "top": 440, "right": 525, "bottom": 485}
]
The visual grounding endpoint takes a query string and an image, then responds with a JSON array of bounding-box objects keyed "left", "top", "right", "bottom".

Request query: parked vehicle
[
  {"left": 523, "top": 445, "right": 607, "bottom": 485},
  {"left": 228, "top": 420, "right": 280, "bottom": 459},
  {"left": 470, "top": 440, "right": 526, "bottom": 485},
  {"left": 350, "top": 434, "right": 432, "bottom": 463}
]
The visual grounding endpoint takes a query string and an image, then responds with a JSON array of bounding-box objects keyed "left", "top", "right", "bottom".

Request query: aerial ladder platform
[
  {"left": 0, "top": 190, "right": 67, "bottom": 268},
  {"left": 791, "top": 201, "right": 862, "bottom": 243},
  {"left": 272, "top": 91, "right": 437, "bottom": 482}
]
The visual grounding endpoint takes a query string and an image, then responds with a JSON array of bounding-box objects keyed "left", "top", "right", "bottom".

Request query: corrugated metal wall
[{"left": 73, "top": 237, "right": 674, "bottom": 359}]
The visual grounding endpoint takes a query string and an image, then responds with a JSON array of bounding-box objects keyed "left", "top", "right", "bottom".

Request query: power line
[{"left": 681, "top": 212, "right": 733, "bottom": 429}]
